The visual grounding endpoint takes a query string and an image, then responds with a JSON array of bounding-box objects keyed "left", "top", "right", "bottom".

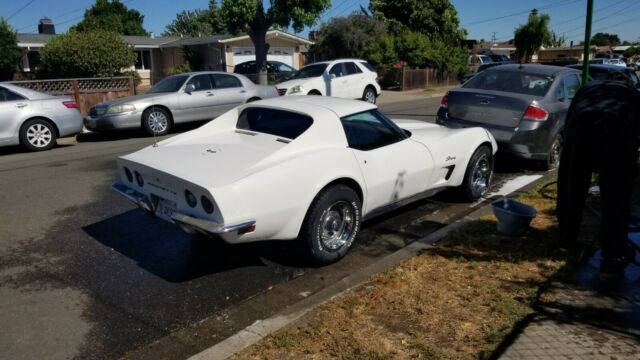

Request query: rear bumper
[
  {"left": 111, "top": 181, "right": 255, "bottom": 237},
  {"left": 56, "top": 111, "right": 84, "bottom": 137},
  {"left": 436, "top": 110, "right": 554, "bottom": 160}
]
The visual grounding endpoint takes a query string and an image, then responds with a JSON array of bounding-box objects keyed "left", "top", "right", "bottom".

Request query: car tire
[
  {"left": 307, "top": 90, "right": 321, "bottom": 95},
  {"left": 300, "top": 185, "right": 361, "bottom": 265},
  {"left": 246, "top": 97, "right": 261, "bottom": 103},
  {"left": 543, "top": 133, "right": 562, "bottom": 170},
  {"left": 459, "top": 145, "right": 493, "bottom": 201},
  {"left": 142, "top": 107, "right": 172, "bottom": 136},
  {"left": 19, "top": 119, "right": 56, "bottom": 152},
  {"left": 362, "top": 86, "right": 377, "bottom": 104}
]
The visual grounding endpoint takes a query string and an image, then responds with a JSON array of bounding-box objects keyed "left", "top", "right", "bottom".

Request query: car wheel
[
  {"left": 142, "top": 107, "right": 171, "bottom": 136},
  {"left": 246, "top": 97, "right": 261, "bottom": 103},
  {"left": 307, "top": 90, "right": 321, "bottom": 95},
  {"left": 300, "top": 185, "right": 361, "bottom": 265},
  {"left": 459, "top": 145, "right": 493, "bottom": 201},
  {"left": 543, "top": 133, "right": 562, "bottom": 170},
  {"left": 362, "top": 87, "right": 377, "bottom": 104},
  {"left": 20, "top": 119, "right": 56, "bottom": 152}
]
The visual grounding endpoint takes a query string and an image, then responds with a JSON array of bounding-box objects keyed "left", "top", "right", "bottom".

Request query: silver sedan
[
  {"left": 85, "top": 71, "right": 279, "bottom": 135},
  {"left": 0, "top": 83, "right": 83, "bottom": 152}
]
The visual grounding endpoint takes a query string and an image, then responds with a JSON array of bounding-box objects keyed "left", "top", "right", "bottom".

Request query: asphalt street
[{"left": 0, "top": 96, "right": 542, "bottom": 359}]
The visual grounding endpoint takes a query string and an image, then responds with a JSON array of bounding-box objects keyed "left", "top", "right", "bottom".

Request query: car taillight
[
  {"left": 522, "top": 105, "right": 549, "bottom": 121},
  {"left": 63, "top": 101, "right": 78, "bottom": 109},
  {"left": 440, "top": 93, "right": 449, "bottom": 109}
]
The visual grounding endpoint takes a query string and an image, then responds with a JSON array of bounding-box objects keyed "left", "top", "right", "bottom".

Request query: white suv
[{"left": 275, "top": 59, "right": 382, "bottom": 103}]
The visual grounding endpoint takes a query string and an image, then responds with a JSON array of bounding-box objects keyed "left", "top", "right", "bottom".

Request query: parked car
[
  {"left": 566, "top": 64, "right": 639, "bottom": 89},
  {"left": 275, "top": 59, "right": 381, "bottom": 103},
  {"left": 487, "top": 54, "right": 512, "bottom": 63},
  {"left": 469, "top": 55, "right": 494, "bottom": 65},
  {"left": 606, "top": 58, "right": 627, "bottom": 67},
  {"left": 437, "top": 64, "right": 582, "bottom": 169},
  {"left": 85, "top": 72, "right": 278, "bottom": 136},
  {"left": 233, "top": 60, "right": 297, "bottom": 84},
  {"left": 0, "top": 83, "right": 82, "bottom": 152},
  {"left": 460, "top": 62, "right": 504, "bottom": 83},
  {"left": 112, "top": 97, "right": 496, "bottom": 264}
]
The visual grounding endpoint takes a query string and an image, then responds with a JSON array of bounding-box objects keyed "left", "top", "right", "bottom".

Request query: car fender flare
[
  {"left": 141, "top": 104, "right": 174, "bottom": 125},
  {"left": 452, "top": 139, "right": 495, "bottom": 186},
  {"left": 18, "top": 116, "right": 60, "bottom": 138}
]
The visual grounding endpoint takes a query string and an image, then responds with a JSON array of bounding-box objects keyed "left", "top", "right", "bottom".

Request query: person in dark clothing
[{"left": 556, "top": 81, "right": 640, "bottom": 273}]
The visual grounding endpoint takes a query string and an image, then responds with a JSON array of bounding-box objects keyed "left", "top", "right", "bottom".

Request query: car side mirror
[
  {"left": 185, "top": 84, "right": 195, "bottom": 94},
  {"left": 330, "top": 74, "right": 336, "bottom": 80}
]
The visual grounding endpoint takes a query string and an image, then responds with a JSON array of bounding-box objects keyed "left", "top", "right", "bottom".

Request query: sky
[{"left": 1, "top": 0, "right": 638, "bottom": 44}]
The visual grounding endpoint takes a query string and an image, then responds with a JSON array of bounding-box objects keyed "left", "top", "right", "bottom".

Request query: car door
[
  {"left": 343, "top": 62, "right": 366, "bottom": 99},
  {"left": 328, "top": 63, "right": 349, "bottom": 98},
  {"left": 176, "top": 74, "right": 218, "bottom": 122},
  {"left": 0, "top": 86, "right": 31, "bottom": 144},
  {"left": 555, "top": 74, "right": 581, "bottom": 127},
  {"left": 210, "top": 74, "right": 248, "bottom": 114},
  {"left": 340, "top": 110, "right": 434, "bottom": 214}
]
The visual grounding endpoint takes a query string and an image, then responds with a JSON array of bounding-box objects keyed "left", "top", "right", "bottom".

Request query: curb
[{"left": 188, "top": 173, "right": 556, "bottom": 360}]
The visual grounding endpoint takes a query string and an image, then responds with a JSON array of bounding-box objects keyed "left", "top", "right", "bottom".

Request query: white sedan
[{"left": 112, "top": 97, "right": 497, "bottom": 264}]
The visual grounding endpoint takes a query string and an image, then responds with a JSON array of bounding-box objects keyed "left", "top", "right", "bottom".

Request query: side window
[
  {"left": 212, "top": 74, "right": 242, "bottom": 89},
  {"left": 359, "top": 61, "right": 376, "bottom": 72},
  {"left": 329, "top": 63, "right": 345, "bottom": 78},
  {"left": 556, "top": 79, "right": 566, "bottom": 102},
  {"left": 564, "top": 74, "right": 580, "bottom": 101},
  {"left": 237, "top": 107, "right": 313, "bottom": 139},
  {"left": 0, "top": 87, "right": 25, "bottom": 102},
  {"left": 344, "top": 62, "right": 362, "bottom": 75},
  {"left": 340, "top": 110, "right": 407, "bottom": 151},
  {"left": 186, "top": 74, "right": 213, "bottom": 91}
]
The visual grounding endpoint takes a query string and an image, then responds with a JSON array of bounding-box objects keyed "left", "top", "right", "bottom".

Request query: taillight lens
[
  {"left": 63, "top": 101, "right": 78, "bottom": 109},
  {"left": 134, "top": 171, "right": 144, "bottom": 187},
  {"left": 201, "top": 196, "right": 214, "bottom": 214},
  {"left": 440, "top": 93, "right": 449, "bottom": 108},
  {"left": 185, "top": 190, "right": 197, "bottom": 208},
  {"left": 522, "top": 105, "right": 549, "bottom": 121},
  {"left": 124, "top": 167, "right": 133, "bottom": 182}
]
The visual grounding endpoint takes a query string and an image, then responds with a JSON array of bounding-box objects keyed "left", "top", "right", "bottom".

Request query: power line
[
  {"left": 550, "top": 0, "right": 628, "bottom": 28},
  {"left": 461, "top": 0, "right": 582, "bottom": 27},
  {"left": 322, "top": 0, "right": 358, "bottom": 19},
  {"left": 6, "top": 0, "right": 37, "bottom": 21},
  {"left": 553, "top": 3, "right": 640, "bottom": 37}
]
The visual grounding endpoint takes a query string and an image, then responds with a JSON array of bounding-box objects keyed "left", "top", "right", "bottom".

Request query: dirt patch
[{"left": 234, "top": 179, "right": 600, "bottom": 359}]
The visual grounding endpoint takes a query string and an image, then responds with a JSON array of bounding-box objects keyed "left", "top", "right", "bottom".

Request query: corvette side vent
[
  {"left": 276, "top": 138, "right": 291, "bottom": 144},
  {"left": 235, "top": 130, "right": 257, "bottom": 136}
]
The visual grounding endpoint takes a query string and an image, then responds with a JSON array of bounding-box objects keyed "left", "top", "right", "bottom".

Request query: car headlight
[
  {"left": 289, "top": 85, "right": 304, "bottom": 94},
  {"left": 106, "top": 104, "right": 136, "bottom": 114}
]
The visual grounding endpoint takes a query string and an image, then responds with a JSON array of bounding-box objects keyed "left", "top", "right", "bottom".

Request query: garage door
[{"left": 232, "top": 47, "right": 294, "bottom": 68}]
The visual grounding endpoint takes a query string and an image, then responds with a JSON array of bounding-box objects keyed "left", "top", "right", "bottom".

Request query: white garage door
[{"left": 232, "top": 47, "right": 295, "bottom": 68}]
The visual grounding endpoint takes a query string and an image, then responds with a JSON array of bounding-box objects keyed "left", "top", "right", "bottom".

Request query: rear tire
[
  {"left": 307, "top": 90, "right": 321, "bottom": 96},
  {"left": 300, "top": 185, "right": 361, "bottom": 265},
  {"left": 142, "top": 107, "right": 172, "bottom": 136},
  {"left": 20, "top": 119, "right": 56, "bottom": 152},
  {"left": 362, "top": 86, "right": 377, "bottom": 104},
  {"left": 543, "top": 132, "right": 562, "bottom": 170},
  {"left": 459, "top": 145, "right": 493, "bottom": 201}
]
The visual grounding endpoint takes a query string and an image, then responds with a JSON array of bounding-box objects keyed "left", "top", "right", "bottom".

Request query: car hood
[
  {"left": 94, "top": 92, "right": 170, "bottom": 107},
  {"left": 275, "top": 78, "right": 317, "bottom": 89}
]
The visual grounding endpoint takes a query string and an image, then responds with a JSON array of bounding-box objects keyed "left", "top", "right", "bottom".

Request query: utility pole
[
  {"left": 582, "top": 0, "right": 594, "bottom": 84},
  {"left": 491, "top": 32, "right": 498, "bottom": 43}
]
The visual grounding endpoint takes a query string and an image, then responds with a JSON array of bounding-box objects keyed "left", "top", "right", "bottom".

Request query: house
[
  {"left": 16, "top": 19, "right": 313, "bottom": 86},
  {"left": 537, "top": 46, "right": 597, "bottom": 63}
]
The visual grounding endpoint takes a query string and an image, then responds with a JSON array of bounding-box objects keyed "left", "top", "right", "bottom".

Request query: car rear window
[
  {"left": 359, "top": 61, "right": 376, "bottom": 72},
  {"left": 464, "top": 70, "right": 553, "bottom": 96},
  {"left": 237, "top": 108, "right": 313, "bottom": 139}
]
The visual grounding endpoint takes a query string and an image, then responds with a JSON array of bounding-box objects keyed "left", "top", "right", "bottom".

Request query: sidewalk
[
  {"left": 499, "top": 237, "right": 640, "bottom": 359},
  {"left": 377, "top": 89, "right": 444, "bottom": 105}
]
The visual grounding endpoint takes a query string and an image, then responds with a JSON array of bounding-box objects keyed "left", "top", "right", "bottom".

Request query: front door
[
  {"left": 176, "top": 74, "right": 218, "bottom": 122},
  {"left": 0, "top": 86, "right": 31, "bottom": 143},
  {"left": 327, "top": 62, "right": 349, "bottom": 98}
]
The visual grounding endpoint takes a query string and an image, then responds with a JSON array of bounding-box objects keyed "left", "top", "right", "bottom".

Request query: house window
[{"left": 135, "top": 50, "right": 152, "bottom": 70}]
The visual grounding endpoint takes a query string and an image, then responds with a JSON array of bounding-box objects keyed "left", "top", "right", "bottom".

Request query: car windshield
[
  {"left": 149, "top": 75, "right": 189, "bottom": 93},
  {"left": 292, "top": 63, "right": 328, "bottom": 79},
  {"left": 464, "top": 70, "right": 554, "bottom": 97}
]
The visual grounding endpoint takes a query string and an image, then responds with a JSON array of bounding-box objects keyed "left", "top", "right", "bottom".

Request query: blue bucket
[{"left": 491, "top": 198, "right": 537, "bottom": 236}]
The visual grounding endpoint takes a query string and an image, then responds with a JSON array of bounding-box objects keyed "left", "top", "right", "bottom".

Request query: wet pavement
[{"left": 0, "top": 97, "right": 545, "bottom": 359}]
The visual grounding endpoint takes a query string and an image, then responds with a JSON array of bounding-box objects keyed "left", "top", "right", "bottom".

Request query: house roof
[{"left": 219, "top": 30, "right": 314, "bottom": 45}]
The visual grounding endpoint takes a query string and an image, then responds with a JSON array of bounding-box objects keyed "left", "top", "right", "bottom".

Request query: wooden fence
[
  {"left": 9, "top": 77, "right": 135, "bottom": 117},
  {"left": 401, "top": 68, "right": 460, "bottom": 90}
]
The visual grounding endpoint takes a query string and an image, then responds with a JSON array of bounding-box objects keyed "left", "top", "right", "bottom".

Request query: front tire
[
  {"left": 362, "top": 87, "right": 377, "bottom": 104},
  {"left": 543, "top": 133, "right": 562, "bottom": 170},
  {"left": 300, "top": 185, "right": 361, "bottom": 265},
  {"left": 142, "top": 107, "right": 172, "bottom": 136},
  {"left": 459, "top": 145, "right": 493, "bottom": 201},
  {"left": 20, "top": 119, "right": 56, "bottom": 151}
]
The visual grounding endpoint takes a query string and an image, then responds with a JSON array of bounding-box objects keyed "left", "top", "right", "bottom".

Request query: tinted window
[
  {"left": 329, "top": 63, "right": 345, "bottom": 77},
  {"left": 564, "top": 74, "right": 580, "bottom": 101},
  {"left": 186, "top": 74, "right": 214, "bottom": 91},
  {"left": 556, "top": 79, "right": 566, "bottom": 102},
  {"left": 344, "top": 62, "right": 362, "bottom": 75},
  {"left": 237, "top": 108, "right": 313, "bottom": 139},
  {"left": 341, "top": 110, "right": 407, "bottom": 151},
  {"left": 292, "top": 63, "right": 328, "bottom": 79},
  {"left": 464, "top": 70, "right": 553, "bottom": 96},
  {"left": 0, "top": 87, "right": 25, "bottom": 101},
  {"left": 234, "top": 62, "right": 254, "bottom": 73},
  {"left": 360, "top": 61, "right": 376, "bottom": 72},
  {"left": 269, "top": 62, "right": 294, "bottom": 73},
  {"left": 627, "top": 70, "right": 639, "bottom": 87},
  {"left": 212, "top": 74, "right": 242, "bottom": 89},
  {"left": 588, "top": 68, "right": 610, "bottom": 81},
  {"left": 150, "top": 75, "right": 189, "bottom": 93}
]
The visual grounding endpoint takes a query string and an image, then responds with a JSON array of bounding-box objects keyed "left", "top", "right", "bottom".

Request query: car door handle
[
  {"left": 206, "top": 92, "right": 214, "bottom": 97},
  {"left": 479, "top": 100, "right": 490, "bottom": 105},
  {"left": 15, "top": 103, "right": 28, "bottom": 108},
  {"left": 239, "top": 90, "right": 247, "bottom": 93}
]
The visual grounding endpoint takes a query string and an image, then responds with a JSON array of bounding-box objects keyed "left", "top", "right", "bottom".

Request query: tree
[
  {"left": 591, "top": 32, "right": 620, "bottom": 47},
  {"left": 71, "top": 0, "right": 148, "bottom": 36},
  {"left": 40, "top": 31, "right": 136, "bottom": 78},
  {"left": 221, "top": 0, "right": 330, "bottom": 84},
  {"left": 164, "top": 1, "right": 226, "bottom": 37},
  {"left": 0, "top": 18, "right": 20, "bottom": 81},
  {"left": 514, "top": 10, "right": 551, "bottom": 62},
  {"left": 311, "top": 14, "right": 387, "bottom": 61},
  {"left": 546, "top": 31, "right": 566, "bottom": 48},
  {"left": 369, "top": 0, "right": 466, "bottom": 46}
]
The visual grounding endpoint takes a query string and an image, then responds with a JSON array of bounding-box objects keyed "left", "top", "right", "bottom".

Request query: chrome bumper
[{"left": 111, "top": 181, "right": 255, "bottom": 236}]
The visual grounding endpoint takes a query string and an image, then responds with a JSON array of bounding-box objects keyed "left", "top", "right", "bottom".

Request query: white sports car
[{"left": 112, "top": 97, "right": 497, "bottom": 264}]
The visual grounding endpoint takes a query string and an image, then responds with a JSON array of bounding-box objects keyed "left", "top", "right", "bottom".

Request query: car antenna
[{"left": 151, "top": 96, "right": 158, "bottom": 148}]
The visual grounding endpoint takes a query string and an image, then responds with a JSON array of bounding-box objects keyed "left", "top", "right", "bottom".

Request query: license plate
[{"left": 155, "top": 199, "right": 177, "bottom": 222}]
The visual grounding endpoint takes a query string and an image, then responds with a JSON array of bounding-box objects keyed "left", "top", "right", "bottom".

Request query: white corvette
[{"left": 112, "top": 97, "right": 497, "bottom": 264}]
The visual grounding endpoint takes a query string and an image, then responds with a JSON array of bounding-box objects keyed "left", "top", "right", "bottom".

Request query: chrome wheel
[
  {"left": 147, "top": 110, "right": 168, "bottom": 133},
  {"left": 470, "top": 154, "right": 492, "bottom": 196},
  {"left": 319, "top": 201, "right": 356, "bottom": 251},
  {"left": 26, "top": 123, "right": 53, "bottom": 148},
  {"left": 548, "top": 135, "right": 562, "bottom": 169},
  {"left": 364, "top": 88, "right": 376, "bottom": 103}
]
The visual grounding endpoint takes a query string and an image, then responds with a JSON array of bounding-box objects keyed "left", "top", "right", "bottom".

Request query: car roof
[
  {"left": 304, "top": 59, "right": 368, "bottom": 66},
  {"left": 170, "top": 71, "right": 235, "bottom": 76},
  {"left": 250, "top": 96, "right": 376, "bottom": 118},
  {"left": 486, "top": 63, "right": 579, "bottom": 76},
  {"left": 567, "top": 64, "right": 629, "bottom": 72}
]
